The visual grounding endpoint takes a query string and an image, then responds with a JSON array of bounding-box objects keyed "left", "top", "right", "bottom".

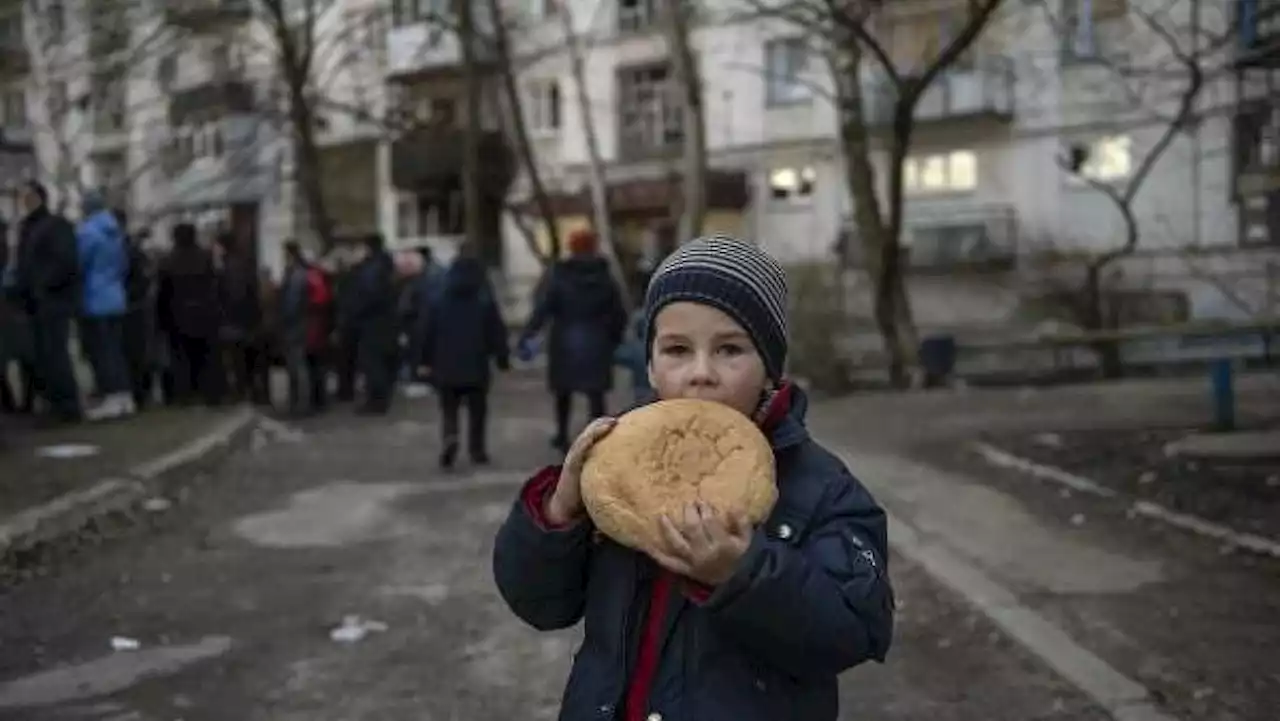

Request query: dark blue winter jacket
[
  {"left": 414, "top": 257, "right": 509, "bottom": 389},
  {"left": 492, "top": 387, "right": 895, "bottom": 721},
  {"left": 520, "top": 256, "right": 627, "bottom": 394}
]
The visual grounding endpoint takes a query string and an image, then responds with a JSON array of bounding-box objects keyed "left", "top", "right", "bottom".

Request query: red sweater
[{"left": 521, "top": 386, "right": 793, "bottom": 721}]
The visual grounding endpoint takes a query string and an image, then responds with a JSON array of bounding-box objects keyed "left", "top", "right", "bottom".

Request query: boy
[{"left": 493, "top": 234, "right": 894, "bottom": 721}]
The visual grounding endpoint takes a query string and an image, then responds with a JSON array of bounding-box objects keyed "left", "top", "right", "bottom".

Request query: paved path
[
  {"left": 0, "top": 377, "right": 1106, "bottom": 720},
  {"left": 810, "top": 372, "right": 1280, "bottom": 721}
]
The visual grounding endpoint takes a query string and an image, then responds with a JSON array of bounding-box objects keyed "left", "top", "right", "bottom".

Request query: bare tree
[
  {"left": 758, "top": 0, "right": 1007, "bottom": 387},
  {"left": 555, "top": 0, "right": 632, "bottom": 309},
  {"left": 255, "top": 0, "right": 342, "bottom": 252},
  {"left": 1034, "top": 0, "right": 1208, "bottom": 376},
  {"left": 484, "top": 0, "right": 562, "bottom": 265},
  {"left": 661, "top": 0, "right": 707, "bottom": 241}
]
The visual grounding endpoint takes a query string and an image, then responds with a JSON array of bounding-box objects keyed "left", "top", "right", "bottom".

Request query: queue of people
[{"left": 2, "top": 182, "right": 643, "bottom": 472}]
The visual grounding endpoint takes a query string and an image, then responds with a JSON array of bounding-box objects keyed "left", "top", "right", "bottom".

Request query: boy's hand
[
  {"left": 546, "top": 416, "right": 616, "bottom": 525},
  {"left": 653, "top": 501, "right": 752, "bottom": 586}
]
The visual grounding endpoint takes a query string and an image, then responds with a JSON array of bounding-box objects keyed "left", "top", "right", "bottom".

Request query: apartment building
[
  {"left": 382, "top": 0, "right": 515, "bottom": 267},
  {"left": 0, "top": 1, "right": 33, "bottom": 227},
  {"left": 6, "top": 0, "right": 384, "bottom": 276},
  {"left": 492, "top": 0, "right": 1278, "bottom": 328}
]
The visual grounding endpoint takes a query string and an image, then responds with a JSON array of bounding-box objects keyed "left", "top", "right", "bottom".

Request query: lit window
[
  {"left": 768, "top": 166, "right": 816, "bottom": 201},
  {"left": 1075, "top": 135, "right": 1131, "bottom": 182},
  {"left": 903, "top": 150, "right": 977, "bottom": 194}
]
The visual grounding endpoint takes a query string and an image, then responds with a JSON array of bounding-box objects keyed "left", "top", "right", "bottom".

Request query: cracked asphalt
[{"left": 0, "top": 376, "right": 1108, "bottom": 720}]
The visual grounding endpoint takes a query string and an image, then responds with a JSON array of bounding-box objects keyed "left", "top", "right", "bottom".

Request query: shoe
[
  {"left": 85, "top": 393, "right": 129, "bottom": 421},
  {"left": 439, "top": 441, "right": 458, "bottom": 469},
  {"left": 550, "top": 435, "right": 568, "bottom": 453},
  {"left": 471, "top": 450, "right": 490, "bottom": 465}
]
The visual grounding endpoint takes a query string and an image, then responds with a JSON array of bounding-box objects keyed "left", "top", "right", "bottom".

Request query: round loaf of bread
[{"left": 581, "top": 398, "right": 777, "bottom": 554}]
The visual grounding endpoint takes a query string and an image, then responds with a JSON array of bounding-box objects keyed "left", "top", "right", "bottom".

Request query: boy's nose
[{"left": 688, "top": 353, "right": 718, "bottom": 385}]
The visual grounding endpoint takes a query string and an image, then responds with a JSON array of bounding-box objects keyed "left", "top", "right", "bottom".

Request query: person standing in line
[
  {"left": 341, "top": 233, "right": 398, "bottom": 415},
  {"left": 11, "top": 181, "right": 82, "bottom": 423},
  {"left": 415, "top": 254, "right": 508, "bottom": 467},
  {"left": 516, "top": 228, "right": 628, "bottom": 452},
  {"left": 213, "top": 232, "right": 263, "bottom": 404},
  {"left": 157, "top": 223, "right": 223, "bottom": 406},
  {"left": 76, "top": 190, "right": 135, "bottom": 420},
  {"left": 279, "top": 241, "right": 332, "bottom": 416},
  {"left": 117, "top": 218, "right": 156, "bottom": 409}
]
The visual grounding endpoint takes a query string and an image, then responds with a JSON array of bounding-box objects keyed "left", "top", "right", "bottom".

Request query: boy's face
[{"left": 648, "top": 301, "right": 769, "bottom": 418}]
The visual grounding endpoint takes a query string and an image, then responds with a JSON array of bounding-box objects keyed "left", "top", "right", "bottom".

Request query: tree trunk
[
  {"left": 833, "top": 42, "right": 917, "bottom": 387},
  {"left": 662, "top": 0, "right": 707, "bottom": 241},
  {"left": 457, "top": 0, "right": 483, "bottom": 257},
  {"left": 556, "top": 0, "right": 632, "bottom": 309},
  {"left": 287, "top": 81, "right": 335, "bottom": 252},
  {"left": 485, "top": 0, "right": 560, "bottom": 263},
  {"left": 1083, "top": 264, "right": 1124, "bottom": 379}
]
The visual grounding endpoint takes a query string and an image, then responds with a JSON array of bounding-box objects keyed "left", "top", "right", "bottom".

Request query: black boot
[
  {"left": 440, "top": 440, "right": 458, "bottom": 469},
  {"left": 471, "top": 449, "right": 490, "bottom": 465}
]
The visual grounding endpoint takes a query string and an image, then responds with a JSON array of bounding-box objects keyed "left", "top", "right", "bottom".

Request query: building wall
[{"left": 495, "top": 0, "right": 1270, "bottom": 331}]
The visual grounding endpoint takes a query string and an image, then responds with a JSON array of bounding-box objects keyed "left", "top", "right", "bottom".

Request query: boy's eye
[
  {"left": 660, "top": 344, "right": 689, "bottom": 356},
  {"left": 719, "top": 343, "right": 746, "bottom": 356}
]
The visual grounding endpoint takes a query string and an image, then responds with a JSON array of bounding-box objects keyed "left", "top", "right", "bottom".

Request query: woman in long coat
[{"left": 517, "top": 229, "right": 627, "bottom": 452}]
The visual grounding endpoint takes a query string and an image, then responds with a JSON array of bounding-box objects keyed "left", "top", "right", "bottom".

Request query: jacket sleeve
[
  {"left": 39, "top": 219, "right": 81, "bottom": 297},
  {"left": 492, "top": 467, "right": 595, "bottom": 631},
  {"left": 519, "top": 270, "right": 557, "bottom": 341},
  {"left": 485, "top": 295, "right": 510, "bottom": 369},
  {"left": 700, "top": 471, "right": 895, "bottom": 679}
]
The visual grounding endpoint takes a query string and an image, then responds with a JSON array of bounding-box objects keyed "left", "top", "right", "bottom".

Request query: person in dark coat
[
  {"left": 492, "top": 235, "right": 894, "bottom": 721},
  {"left": 517, "top": 229, "right": 627, "bottom": 452},
  {"left": 0, "top": 214, "right": 34, "bottom": 414},
  {"left": 10, "top": 181, "right": 82, "bottom": 422},
  {"left": 415, "top": 255, "right": 508, "bottom": 468},
  {"left": 214, "top": 232, "right": 264, "bottom": 404},
  {"left": 117, "top": 216, "right": 156, "bottom": 408},
  {"left": 340, "top": 233, "right": 398, "bottom": 415},
  {"left": 157, "top": 223, "right": 223, "bottom": 406}
]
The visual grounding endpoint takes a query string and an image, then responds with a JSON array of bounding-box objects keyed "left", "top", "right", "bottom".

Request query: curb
[
  {"left": 832, "top": 446, "right": 1180, "bottom": 721},
  {"left": 971, "top": 441, "right": 1280, "bottom": 559},
  {"left": 0, "top": 406, "right": 260, "bottom": 564}
]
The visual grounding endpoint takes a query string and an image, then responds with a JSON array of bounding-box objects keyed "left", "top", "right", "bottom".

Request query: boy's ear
[{"left": 646, "top": 359, "right": 657, "bottom": 391}]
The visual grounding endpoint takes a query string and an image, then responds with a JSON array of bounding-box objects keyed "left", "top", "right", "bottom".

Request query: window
[
  {"left": 903, "top": 150, "right": 977, "bottom": 194},
  {"left": 1064, "top": 0, "right": 1128, "bottom": 60},
  {"left": 525, "top": 79, "right": 561, "bottom": 134},
  {"left": 768, "top": 166, "right": 816, "bottom": 202},
  {"left": 0, "top": 10, "right": 21, "bottom": 47},
  {"left": 764, "top": 38, "right": 811, "bottom": 106},
  {"left": 395, "top": 191, "right": 464, "bottom": 239},
  {"left": 526, "top": 0, "right": 557, "bottom": 20},
  {"left": 392, "top": 0, "right": 449, "bottom": 28},
  {"left": 617, "top": 63, "right": 682, "bottom": 158},
  {"left": 1, "top": 87, "right": 25, "bottom": 128},
  {"left": 617, "top": 0, "right": 659, "bottom": 33},
  {"left": 1071, "top": 135, "right": 1132, "bottom": 182}
]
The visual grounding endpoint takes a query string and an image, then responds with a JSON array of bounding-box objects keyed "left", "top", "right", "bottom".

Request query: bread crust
[{"left": 581, "top": 399, "right": 777, "bottom": 553}]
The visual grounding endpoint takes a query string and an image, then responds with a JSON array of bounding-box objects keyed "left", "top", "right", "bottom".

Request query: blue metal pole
[{"left": 1210, "top": 358, "right": 1236, "bottom": 431}]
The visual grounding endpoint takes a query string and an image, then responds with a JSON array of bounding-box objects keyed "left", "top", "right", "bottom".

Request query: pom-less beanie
[{"left": 643, "top": 234, "right": 789, "bottom": 381}]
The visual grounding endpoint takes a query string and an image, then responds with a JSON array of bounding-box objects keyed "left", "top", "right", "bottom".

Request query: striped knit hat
[{"left": 644, "top": 234, "right": 789, "bottom": 381}]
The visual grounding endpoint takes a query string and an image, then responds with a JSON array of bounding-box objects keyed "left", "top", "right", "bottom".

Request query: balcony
[
  {"left": 386, "top": 11, "right": 496, "bottom": 78},
  {"left": 390, "top": 126, "right": 514, "bottom": 194},
  {"left": 840, "top": 204, "right": 1018, "bottom": 273},
  {"left": 167, "top": 80, "right": 256, "bottom": 126},
  {"left": 165, "top": 0, "right": 252, "bottom": 32},
  {"left": 0, "top": 30, "right": 27, "bottom": 78},
  {"left": 1237, "top": 0, "right": 1280, "bottom": 68},
  {"left": 863, "top": 55, "right": 1015, "bottom": 127}
]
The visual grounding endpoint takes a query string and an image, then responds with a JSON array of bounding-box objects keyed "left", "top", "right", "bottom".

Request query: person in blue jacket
[
  {"left": 76, "top": 189, "right": 134, "bottom": 420},
  {"left": 492, "top": 234, "right": 895, "bottom": 721}
]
